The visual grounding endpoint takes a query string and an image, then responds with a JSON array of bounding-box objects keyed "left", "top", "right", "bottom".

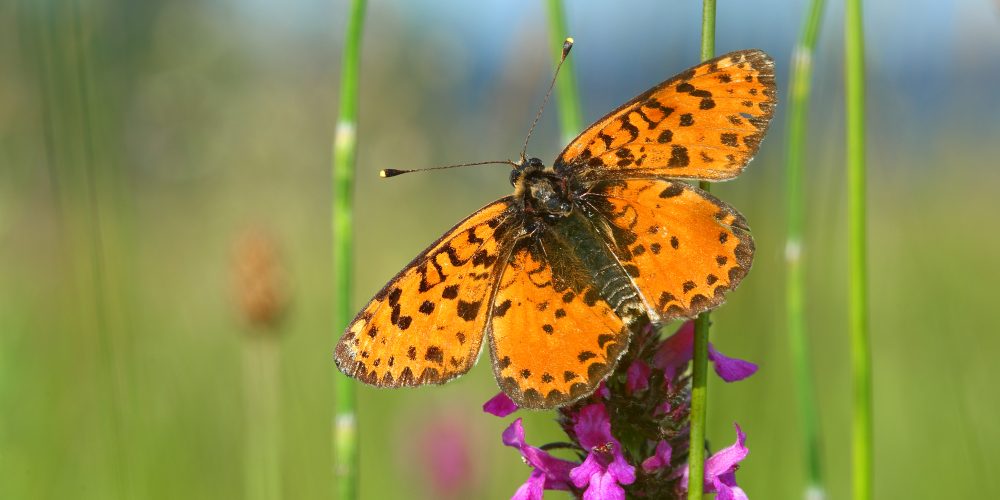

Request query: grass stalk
[
  {"left": 844, "top": 0, "right": 872, "bottom": 498},
  {"left": 543, "top": 0, "right": 583, "bottom": 142},
  {"left": 687, "top": 1, "right": 715, "bottom": 498},
  {"left": 785, "top": 0, "right": 828, "bottom": 497},
  {"left": 244, "top": 336, "right": 282, "bottom": 500},
  {"left": 70, "top": 4, "right": 135, "bottom": 496},
  {"left": 22, "top": 1, "right": 133, "bottom": 496},
  {"left": 332, "top": 1, "right": 367, "bottom": 498}
]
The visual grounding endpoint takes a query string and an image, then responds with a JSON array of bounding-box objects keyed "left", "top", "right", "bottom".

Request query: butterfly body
[
  {"left": 336, "top": 49, "right": 776, "bottom": 408},
  {"left": 512, "top": 158, "right": 649, "bottom": 321}
]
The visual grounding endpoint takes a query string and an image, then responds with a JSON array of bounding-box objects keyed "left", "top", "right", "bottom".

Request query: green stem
[
  {"left": 688, "top": 2, "right": 715, "bottom": 498},
  {"left": 244, "top": 336, "right": 282, "bottom": 500},
  {"left": 688, "top": 314, "right": 711, "bottom": 500},
  {"left": 332, "top": 1, "right": 366, "bottom": 498},
  {"left": 845, "top": 0, "right": 872, "bottom": 498},
  {"left": 699, "top": 0, "right": 716, "bottom": 63},
  {"left": 543, "top": 0, "right": 583, "bottom": 142},
  {"left": 786, "top": 0, "right": 828, "bottom": 496}
]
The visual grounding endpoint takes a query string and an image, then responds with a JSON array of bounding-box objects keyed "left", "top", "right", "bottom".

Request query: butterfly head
[{"left": 512, "top": 157, "right": 572, "bottom": 218}]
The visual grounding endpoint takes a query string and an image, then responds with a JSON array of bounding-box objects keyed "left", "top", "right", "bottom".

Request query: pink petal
[
  {"left": 573, "top": 403, "right": 614, "bottom": 450},
  {"left": 501, "top": 419, "right": 577, "bottom": 489},
  {"left": 652, "top": 321, "right": 695, "bottom": 379},
  {"left": 483, "top": 392, "right": 519, "bottom": 417},
  {"left": 713, "top": 476, "right": 749, "bottom": 500},
  {"left": 608, "top": 453, "right": 636, "bottom": 485},
  {"left": 570, "top": 453, "right": 602, "bottom": 489},
  {"left": 704, "top": 423, "right": 748, "bottom": 479},
  {"left": 680, "top": 424, "right": 750, "bottom": 494},
  {"left": 582, "top": 470, "right": 626, "bottom": 500},
  {"left": 626, "top": 360, "right": 652, "bottom": 394},
  {"left": 641, "top": 440, "right": 673, "bottom": 472},
  {"left": 511, "top": 470, "right": 546, "bottom": 500},
  {"left": 708, "top": 345, "right": 758, "bottom": 382},
  {"left": 501, "top": 418, "right": 527, "bottom": 448},
  {"left": 596, "top": 381, "right": 611, "bottom": 399}
]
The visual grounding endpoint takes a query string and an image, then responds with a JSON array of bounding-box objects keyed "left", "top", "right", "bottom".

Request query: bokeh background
[{"left": 3, "top": 0, "right": 1000, "bottom": 498}]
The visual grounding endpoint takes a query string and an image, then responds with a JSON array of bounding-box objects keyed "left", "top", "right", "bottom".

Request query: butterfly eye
[
  {"left": 509, "top": 169, "right": 522, "bottom": 187},
  {"left": 528, "top": 157, "right": 544, "bottom": 168}
]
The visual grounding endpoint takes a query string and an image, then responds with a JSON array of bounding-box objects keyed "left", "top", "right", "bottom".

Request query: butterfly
[{"left": 335, "top": 49, "right": 776, "bottom": 409}]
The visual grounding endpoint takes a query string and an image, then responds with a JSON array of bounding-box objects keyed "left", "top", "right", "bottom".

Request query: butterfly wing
[
  {"left": 555, "top": 49, "right": 775, "bottom": 181},
  {"left": 488, "top": 235, "right": 630, "bottom": 409},
  {"left": 580, "top": 178, "right": 753, "bottom": 321},
  {"left": 335, "top": 198, "right": 519, "bottom": 387}
]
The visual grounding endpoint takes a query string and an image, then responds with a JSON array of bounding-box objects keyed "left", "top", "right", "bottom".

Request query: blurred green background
[{"left": 2, "top": 0, "right": 999, "bottom": 498}]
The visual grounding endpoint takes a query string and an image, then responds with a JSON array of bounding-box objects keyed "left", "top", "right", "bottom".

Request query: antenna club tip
[
  {"left": 562, "top": 37, "right": 574, "bottom": 57},
  {"left": 380, "top": 169, "right": 409, "bottom": 178}
]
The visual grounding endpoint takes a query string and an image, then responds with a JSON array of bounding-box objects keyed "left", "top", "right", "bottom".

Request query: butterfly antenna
[
  {"left": 380, "top": 160, "right": 518, "bottom": 178},
  {"left": 520, "top": 37, "right": 574, "bottom": 163}
]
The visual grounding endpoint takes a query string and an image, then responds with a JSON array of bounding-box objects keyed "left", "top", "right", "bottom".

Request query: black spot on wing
[
  {"left": 659, "top": 184, "right": 684, "bottom": 198},
  {"left": 493, "top": 299, "right": 512, "bottom": 317},
  {"left": 668, "top": 145, "right": 690, "bottom": 168},
  {"left": 456, "top": 300, "right": 482, "bottom": 321},
  {"left": 425, "top": 346, "right": 443, "bottom": 364},
  {"left": 418, "top": 300, "right": 435, "bottom": 315}
]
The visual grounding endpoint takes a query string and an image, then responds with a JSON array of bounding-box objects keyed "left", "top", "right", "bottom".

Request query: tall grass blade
[
  {"left": 785, "top": 0, "right": 829, "bottom": 497},
  {"left": 332, "top": 0, "right": 367, "bottom": 498},
  {"left": 543, "top": 0, "right": 583, "bottom": 142},
  {"left": 845, "top": 0, "right": 872, "bottom": 497}
]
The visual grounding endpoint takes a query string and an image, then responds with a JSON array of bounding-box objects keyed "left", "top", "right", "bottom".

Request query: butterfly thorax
[{"left": 512, "top": 157, "right": 573, "bottom": 218}]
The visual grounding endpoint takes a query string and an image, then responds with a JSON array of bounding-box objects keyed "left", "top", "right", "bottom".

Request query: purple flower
[
  {"left": 641, "top": 440, "right": 673, "bottom": 473},
  {"left": 501, "top": 418, "right": 577, "bottom": 499},
  {"left": 569, "top": 404, "right": 636, "bottom": 500},
  {"left": 595, "top": 381, "right": 611, "bottom": 399},
  {"left": 483, "top": 392, "right": 519, "bottom": 417},
  {"left": 416, "top": 417, "right": 475, "bottom": 498},
  {"left": 652, "top": 322, "right": 758, "bottom": 383},
  {"left": 681, "top": 423, "right": 750, "bottom": 500},
  {"left": 626, "top": 359, "right": 651, "bottom": 394},
  {"left": 708, "top": 347, "right": 758, "bottom": 384}
]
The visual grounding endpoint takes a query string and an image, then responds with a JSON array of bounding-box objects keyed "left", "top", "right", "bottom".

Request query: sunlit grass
[
  {"left": 785, "top": 0, "right": 829, "bottom": 497},
  {"left": 844, "top": 0, "right": 872, "bottom": 497},
  {"left": 332, "top": 1, "right": 368, "bottom": 498}
]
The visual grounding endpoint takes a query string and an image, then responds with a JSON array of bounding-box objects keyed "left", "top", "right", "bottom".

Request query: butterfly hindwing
[
  {"left": 488, "top": 236, "right": 630, "bottom": 409},
  {"left": 581, "top": 178, "right": 754, "bottom": 320},
  {"left": 555, "top": 49, "right": 776, "bottom": 181},
  {"left": 335, "top": 198, "right": 517, "bottom": 387}
]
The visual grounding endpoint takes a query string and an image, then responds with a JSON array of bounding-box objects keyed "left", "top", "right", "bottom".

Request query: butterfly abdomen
[{"left": 545, "top": 208, "right": 648, "bottom": 326}]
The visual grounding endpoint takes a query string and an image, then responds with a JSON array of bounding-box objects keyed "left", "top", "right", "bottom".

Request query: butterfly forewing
[
  {"left": 555, "top": 49, "right": 776, "bottom": 181},
  {"left": 581, "top": 179, "right": 753, "bottom": 320},
  {"left": 335, "top": 198, "right": 518, "bottom": 387}
]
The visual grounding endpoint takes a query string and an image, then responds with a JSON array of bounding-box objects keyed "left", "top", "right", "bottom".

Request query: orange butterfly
[{"left": 335, "top": 49, "right": 776, "bottom": 409}]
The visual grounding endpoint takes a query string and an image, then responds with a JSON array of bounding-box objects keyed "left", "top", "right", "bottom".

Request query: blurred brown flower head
[{"left": 232, "top": 228, "right": 290, "bottom": 331}]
